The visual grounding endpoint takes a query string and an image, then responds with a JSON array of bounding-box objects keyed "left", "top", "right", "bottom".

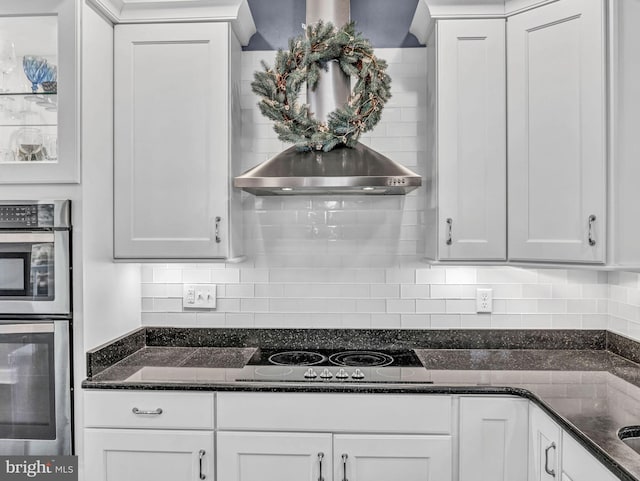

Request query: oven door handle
[
  {"left": 0, "top": 232, "right": 55, "bottom": 243},
  {"left": 0, "top": 323, "right": 54, "bottom": 334}
]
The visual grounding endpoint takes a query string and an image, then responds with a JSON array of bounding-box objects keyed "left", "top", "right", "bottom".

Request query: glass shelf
[{"left": 0, "top": 91, "right": 57, "bottom": 97}]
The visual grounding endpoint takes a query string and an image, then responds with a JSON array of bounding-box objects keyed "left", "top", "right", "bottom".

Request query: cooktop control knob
[
  {"left": 304, "top": 368, "right": 318, "bottom": 379},
  {"left": 319, "top": 368, "right": 333, "bottom": 379},
  {"left": 352, "top": 368, "right": 365, "bottom": 380},
  {"left": 336, "top": 368, "right": 349, "bottom": 380}
]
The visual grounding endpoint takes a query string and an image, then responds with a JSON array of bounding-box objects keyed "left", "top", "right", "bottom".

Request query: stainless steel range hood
[{"left": 234, "top": 0, "right": 422, "bottom": 196}]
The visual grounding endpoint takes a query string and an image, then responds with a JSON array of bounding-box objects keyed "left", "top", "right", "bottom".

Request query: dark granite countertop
[{"left": 83, "top": 328, "right": 640, "bottom": 481}]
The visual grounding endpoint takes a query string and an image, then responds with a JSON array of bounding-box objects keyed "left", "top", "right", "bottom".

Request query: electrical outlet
[
  {"left": 476, "top": 288, "right": 493, "bottom": 313},
  {"left": 183, "top": 284, "right": 216, "bottom": 309}
]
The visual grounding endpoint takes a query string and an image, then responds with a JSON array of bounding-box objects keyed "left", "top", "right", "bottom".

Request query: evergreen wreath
[{"left": 251, "top": 20, "right": 392, "bottom": 153}]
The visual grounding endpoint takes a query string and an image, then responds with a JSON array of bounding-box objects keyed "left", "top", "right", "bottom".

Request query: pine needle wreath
[{"left": 251, "top": 20, "right": 392, "bottom": 152}]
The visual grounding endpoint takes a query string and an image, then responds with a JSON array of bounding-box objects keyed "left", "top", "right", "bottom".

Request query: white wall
[{"left": 81, "top": 5, "right": 141, "bottom": 352}]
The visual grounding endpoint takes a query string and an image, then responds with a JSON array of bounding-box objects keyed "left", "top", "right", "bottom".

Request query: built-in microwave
[{"left": 0, "top": 201, "right": 70, "bottom": 316}]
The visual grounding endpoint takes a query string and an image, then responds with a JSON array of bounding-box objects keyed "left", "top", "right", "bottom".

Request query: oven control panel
[{"left": 0, "top": 204, "right": 54, "bottom": 228}]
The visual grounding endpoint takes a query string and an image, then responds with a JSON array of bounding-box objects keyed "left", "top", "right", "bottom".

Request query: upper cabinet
[
  {"left": 507, "top": 0, "right": 606, "bottom": 263},
  {"left": 0, "top": 0, "right": 79, "bottom": 184},
  {"left": 425, "top": 19, "right": 507, "bottom": 261},
  {"left": 113, "top": 22, "right": 244, "bottom": 260},
  {"left": 88, "top": 0, "right": 255, "bottom": 260},
  {"left": 416, "top": 0, "right": 606, "bottom": 265}
]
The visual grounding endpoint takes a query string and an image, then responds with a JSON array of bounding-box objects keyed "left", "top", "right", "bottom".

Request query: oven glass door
[
  {"left": 0, "top": 323, "right": 56, "bottom": 440},
  {"left": 0, "top": 233, "right": 55, "bottom": 301}
]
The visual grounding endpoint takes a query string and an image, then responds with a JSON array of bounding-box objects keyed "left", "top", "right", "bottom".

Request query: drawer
[
  {"left": 84, "top": 390, "right": 214, "bottom": 429},
  {"left": 217, "top": 393, "right": 452, "bottom": 433}
]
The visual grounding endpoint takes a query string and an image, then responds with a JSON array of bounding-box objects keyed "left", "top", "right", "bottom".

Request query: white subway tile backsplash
[
  {"left": 400, "top": 284, "right": 430, "bottom": 299},
  {"left": 135, "top": 50, "right": 640, "bottom": 344},
  {"left": 182, "top": 269, "right": 211, "bottom": 283}
]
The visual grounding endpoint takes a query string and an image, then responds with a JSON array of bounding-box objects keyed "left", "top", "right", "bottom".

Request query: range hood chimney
[{"left": 234, "top": 0, "right": 422, "bottom": 196}]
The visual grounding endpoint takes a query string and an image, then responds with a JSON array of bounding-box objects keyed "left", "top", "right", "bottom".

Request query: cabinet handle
[
  {"left": 199, "top": 449, "right": 206, "bottom": 480},
  {"left": 215, "top": 216, "right": 222, "bottom": 244},
  {"left": 341, "top": 453, "right": 348, "bottom": 481},
  {"left": 588, "top": 215, "right": 596, "bottom": 246},
  {"left": 544, "top": 442, "right": 556, "bottom": 477},
  {"left": 446, "top": 218, "right": 453, "bottom": 245},
  {"left": 317, "top": 452, "right": 324, "bottom": 481},
  {"left": 131, "top": 407, "right": 163, "bottom": 416}
]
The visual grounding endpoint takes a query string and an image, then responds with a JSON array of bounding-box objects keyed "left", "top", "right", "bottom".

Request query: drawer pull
[
  {"left": 317, "top": 452, "right": 324, "bottom": 481},
  {"left": 544, "top": 442, "right": 556, "bottom": 477},
  {"left": 588, "top": 215, "right": 596, "bottom": 246},
  {"left": 446, "top": 218, "right": 453, "bottom": 245},
  {"left": 199, "top": 449, "right": 206, "bottom": 480},
  {"left": 131, "top": 407, "right": 163, "bottom": 416},
  {"left": 341, "top": 453, "right": 348, "bottom": 481}
]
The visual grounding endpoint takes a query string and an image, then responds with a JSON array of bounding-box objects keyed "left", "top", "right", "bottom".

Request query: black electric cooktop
[{"left": 238, "top": 348, "right": 431, "bottom": 383}]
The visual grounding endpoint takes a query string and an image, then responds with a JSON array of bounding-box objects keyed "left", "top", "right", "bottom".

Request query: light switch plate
[{"left": 183, "top": 284, "right": 216, "bottom": 309}]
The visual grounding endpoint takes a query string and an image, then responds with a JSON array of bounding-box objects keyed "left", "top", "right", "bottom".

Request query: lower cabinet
[
  {"left": 561, "top": 430, "right": 619, "bottom": 481},
  {"left": 83, "top": 391, "right": 216, "bottom": 481},
  {"left": 82, "top": 391, "right": 623, "bottom": 481},
  {"left": 334, "top": 434, "right": 451, "bottom": 481},
  {"left": 84, "top": 429, "right": 214, "bottom": 481},
  {"left": 217, "top": 431, "right": 452, "bottom": 481},
  {"left": 529, "top": 404, "right": 562, "bottom": 481},
  {"left": 459, "top": 397, "right": 528, "bottom": 481},
  {"left": 217, "top": 432, "right": 332, "bottom": 481}
]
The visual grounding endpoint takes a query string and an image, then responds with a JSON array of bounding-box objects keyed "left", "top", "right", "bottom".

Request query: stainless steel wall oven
[{"left": 0, "top": 201, "right": 72, "bottom": 455}]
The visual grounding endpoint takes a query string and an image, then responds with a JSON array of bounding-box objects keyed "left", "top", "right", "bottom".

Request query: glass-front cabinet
[{"left": 0, "top": 0, "right": 78, "bottom": 184}]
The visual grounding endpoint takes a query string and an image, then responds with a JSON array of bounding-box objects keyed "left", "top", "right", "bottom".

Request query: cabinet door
[
  {"left": 561, "top": 432, "right": 619, "bottom": 481},
  {"left": 114, "top": 23, "right": 229, "bottom": 259},
  {"left": 459, "top": 397, "right": 528, "bottom": 481},
  {"left": 334, "top": 434, "right": 452, "bottom": 481},
  {"left": 437, "top": 19, "right": 507, "bottom": 260},
  {"left": 507, "top": 0, "right": 606, "bottom": 263},
  {"left": 217, "top": 431, "right": 332, "bottom": 481},
  {"left": 84, "top": 429, "right": 214, "bottom": 481},
  {"left": 0, "top": 0, "right": 79, "bottom": 184},
  {"left": 529, "top": 405, "right": 562, "bottom": 481}
]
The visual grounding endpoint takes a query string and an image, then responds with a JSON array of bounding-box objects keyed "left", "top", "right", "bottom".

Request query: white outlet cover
[
  {"left": 183, "top": 284, "right": 217, "bottom": 309},
  {"left": 476, "top": 288, "right": 493, "bottom": 313}
]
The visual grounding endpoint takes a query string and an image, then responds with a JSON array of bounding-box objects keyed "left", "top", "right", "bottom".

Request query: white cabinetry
[
  {"left": 0, "top": 0, "right": 79, "bottom": 184},
  {"left": 609, "top": 0, "right": 640, "bottom": 268},
  {"left": 113, "top": 22, "right": 242, "bottom": 259},
  {"left": 217, "top": 432, "right": 332, "bottom": 481},
  {"left": 84, "top": 391, "right": 215, "bottom": 481},
  {"left": 562, "top": 431, "right": 618, "bottom": 481},
  {"left": 529, "top": 404, "right": 562, "bottom": 481},
  {"left": 459, "top": 397, "right": 528, "bottom": 481},
  {"left": 507, "top": 0, "right": 606, "bottom": 263},
  {"left": 425, "top": 19, "right": 506, "bottom": 261},
  {"left": 334, "top": 434, "right": 451, "bottom": 481},
  {"left": 84, "top": 429, "right": 214, "bottom": 481},
  {"left": 216, "top": 393, "right": 453, "bottom": 481}
]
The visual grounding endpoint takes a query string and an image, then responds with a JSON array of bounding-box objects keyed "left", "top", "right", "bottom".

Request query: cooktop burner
[
  {"left": 240, "top": 348, "right": 428, "bottom": 383},
  {"left": 268, "top": 351, "right": 327, "bottom": 366},
  {"left": 248, "top": 348, "right": 423, "bottom": 368},
  {"left": 329, "top": 350, "right": 394, "bottom": 367}
]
